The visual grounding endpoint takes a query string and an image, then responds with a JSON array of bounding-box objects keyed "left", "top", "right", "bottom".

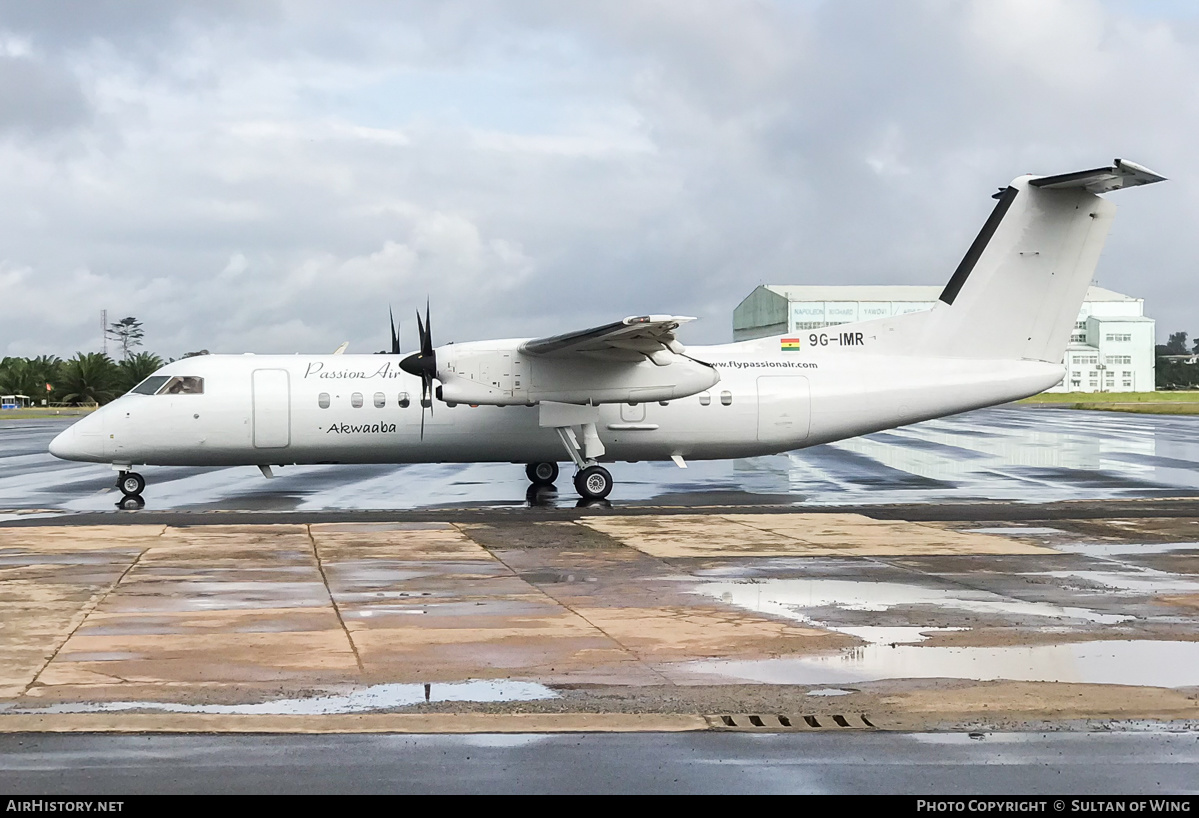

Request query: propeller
[
  {"left": 399, "top": 300, "right": 437, "bottom": 438},
  {"left": 388, "top": 307, "right": 400, "bottom": 355}
]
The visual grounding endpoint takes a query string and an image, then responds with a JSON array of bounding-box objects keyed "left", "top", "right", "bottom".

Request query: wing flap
[
  {"left": 520, "top": 315, "right": 695, "bottom": 359},
  {"left": 1029, "top": 158, "right": 1165, "bottom": 193}
]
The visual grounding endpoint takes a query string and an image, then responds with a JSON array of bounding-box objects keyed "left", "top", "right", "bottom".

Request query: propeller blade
[
  {"left": 402, "top": 300, "right": 437, "bottom": 437},
  {"left": 422, "top": 300, "right": 433, "bottom": 356},
  {"left": 389, "top": 307, "right": 400, "bottom": 355}
]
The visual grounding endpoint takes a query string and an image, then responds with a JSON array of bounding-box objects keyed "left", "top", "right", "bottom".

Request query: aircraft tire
[
  {"left": 525, "top": 461, "right": 559, "bottom": 485},
  {"left": 574, "top": 465, "right": 613, "bottom": 500},
  {"left": 118, "top": 472, "right": 146, "bottom": 497}
]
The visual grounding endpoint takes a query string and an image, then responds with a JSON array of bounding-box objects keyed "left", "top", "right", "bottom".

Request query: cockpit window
[
  {"left": 157, "top": 376, "right": 204, "bottom": 395},
  {"left": 130, "top": 376, "right": 171, "bottom": 395}
]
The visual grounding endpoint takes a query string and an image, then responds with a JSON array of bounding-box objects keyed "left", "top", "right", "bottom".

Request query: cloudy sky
[{"left": 1, "top": 0, "right": 1196, "bottom": 358}]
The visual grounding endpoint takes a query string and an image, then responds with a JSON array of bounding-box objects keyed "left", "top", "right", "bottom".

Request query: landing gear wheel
[
  {"left": 117, "top": 471, "right": 145, "bottom": 497},
  {"left": 573, "top": 465, "right": 613, "bottom": 500},
  {"left": 525, "top": 461, "right": 559, "bottom": 485}
]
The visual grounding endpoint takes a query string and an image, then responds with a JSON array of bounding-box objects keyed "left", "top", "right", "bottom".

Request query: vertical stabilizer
[{"left": 916, "top": 159, "right": 1163, "bottom": 362}]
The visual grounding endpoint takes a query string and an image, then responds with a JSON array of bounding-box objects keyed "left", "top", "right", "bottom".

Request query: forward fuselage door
[
  {"left": 252, "top": 369, "right": 291, "bottom": 449},
  {"left": 756, "top": 375, "right": 811, "bottom": 445}
]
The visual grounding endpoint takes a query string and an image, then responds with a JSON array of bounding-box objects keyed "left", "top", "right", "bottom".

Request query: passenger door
[
  {"left": 756, "top": 376, "right": 811, "bottom": 445},
  {"left": 252, "top": 369, "right": 291, "bottom": 449}
]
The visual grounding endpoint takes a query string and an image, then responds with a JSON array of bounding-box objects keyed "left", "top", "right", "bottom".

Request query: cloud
[
  {"left": 0, "top": 54, "right": 90, "bottom": 136},
  {"left": 0, "top": 0, "right": 1196, "bottom": 360}
]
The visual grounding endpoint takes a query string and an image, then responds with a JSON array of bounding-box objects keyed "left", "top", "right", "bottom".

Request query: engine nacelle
[{"left": 434, "top": 340, "right": 720, "bottom": 406}]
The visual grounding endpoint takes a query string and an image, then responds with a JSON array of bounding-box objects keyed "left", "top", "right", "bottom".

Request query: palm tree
[
  {"left": 0, "top": 356, "right": 61, "bottom": 404},
  {"left": 117, "top": 352, "right": 165, "bottom": 394},
  {"left": 0, "top": 357, "right": 26, "bottom": 395},
  {"left": 27, "top": 355, "right": 62, "bottom": 403},
  {"left": 57, "top": 353, "right": 122, "bottom": 406}
]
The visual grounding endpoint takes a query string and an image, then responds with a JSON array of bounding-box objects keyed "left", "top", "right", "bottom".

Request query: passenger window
[
  {"left": 351, "top": 392, "right": 363, "bottom": 408},
  {"left": 373, "top": 392, "right": 385, "bottom": 408},
  {"left": 131, "top": 375, "right": 170, "bottom": 395},
  {"left": 158, "top": 376, "right": 204, "bottom": 395},
  {"left": 698, "top": 392, "right": 711, "bottom": 406},
  {"left": 398, "top": 392, "right": 410, "bottom": 409},
  {"left": 318, "top": 393, "right": 330, "bottom": 409},
  {"left": 720, "top": 391, "right": 732, "bottom": 406}
]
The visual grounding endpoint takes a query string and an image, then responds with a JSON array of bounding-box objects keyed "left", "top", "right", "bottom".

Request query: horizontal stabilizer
[{"left": 1029, "top": 158, "right": 1165, "bottom": 194}]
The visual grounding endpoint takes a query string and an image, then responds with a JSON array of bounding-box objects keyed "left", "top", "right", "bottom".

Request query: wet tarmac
[
  {"left": 6, "top": 406, "right": 1199, "bottom": 515},
  {"left": 2, "top": 514, "right": 1197, "bottom": 734},
  {"left": 4, "top": 732, "right": 1198, "bottom": 794},
  {"left": 4, "top": 406, "right": 1199, "bottom": 767}
]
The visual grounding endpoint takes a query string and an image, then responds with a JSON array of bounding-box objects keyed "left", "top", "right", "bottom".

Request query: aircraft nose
[
  {"left": 48, "top": 425, "right": 80, "bottom": 460},
  {"left": 48, "top": 417, "right": 106, "bottom": 462}
]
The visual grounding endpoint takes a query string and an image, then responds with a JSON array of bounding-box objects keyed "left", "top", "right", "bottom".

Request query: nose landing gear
[
  {"left": 116, "top": 470, "right": 146, "bottom": 510},
  {"left": 117, "top": 471, "right": 146, "bottom": 497}
]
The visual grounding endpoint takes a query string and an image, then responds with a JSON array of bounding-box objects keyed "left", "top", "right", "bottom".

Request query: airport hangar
[{"left": 733, "top": 284, "right": 1155, "bottom": 393}]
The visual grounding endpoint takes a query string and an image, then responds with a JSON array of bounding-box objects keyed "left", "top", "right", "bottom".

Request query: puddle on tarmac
[
  {"left": 1032, "top": 570, "right": 1199, "bottom": 595},
  {"left": 682, "top": 641, "right": 1199, "bottom": 687},
  {"left": 695, "top": 578, "right": 1132, "bottom": 631},
  {"left": 1053, "top": 542, "right": 1199, "bottom": 556},
  {"left": 834, "top": 626, "right": 967, "bottom": 645},
  {"left": 0, "top": 512, "right": 65, "bottom": 523},
  {"left": 0, "top": 680, "right": 558, "bottom": 715}
]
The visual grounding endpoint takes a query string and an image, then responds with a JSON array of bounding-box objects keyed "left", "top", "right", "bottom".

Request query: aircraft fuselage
[{"left": 50, "top": 339, "right": 1062, "bottom": 469}]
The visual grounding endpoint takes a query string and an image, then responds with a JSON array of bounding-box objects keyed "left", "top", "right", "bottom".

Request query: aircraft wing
[
  {"left": 520, "top": 315, "right": 696, "bottom": 365},
  {"left": 1030, "top": 158, "right": 1166, "bottom": 194}
]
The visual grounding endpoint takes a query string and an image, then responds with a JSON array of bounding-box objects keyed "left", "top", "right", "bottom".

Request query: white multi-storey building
[{"left": 733, "top": 285, "right": 1154, "bottom": 393}]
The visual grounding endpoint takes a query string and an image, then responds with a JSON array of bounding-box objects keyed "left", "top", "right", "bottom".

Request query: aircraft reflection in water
[{"left": 50, "top": 160, "right": 1165, "bottom": 507}]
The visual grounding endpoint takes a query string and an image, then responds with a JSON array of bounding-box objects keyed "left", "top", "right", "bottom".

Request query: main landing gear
[
  {"left": 116, "top": 469, "right": 146, "bottom": 510},
  {"left": 525, "top": 461, "right": 559, "bottom": 485},
  {"left": 524, "top": 416, "right": 615, "bottom": 502},
  {"left": 573, "top": 464, "right": 613, "bottom": 500},
  {"left": 525, "top": 402, "right": 618, "bottom": 502},
  {"left": 524, "top": 459, "right": 614, "bottom": 502}
]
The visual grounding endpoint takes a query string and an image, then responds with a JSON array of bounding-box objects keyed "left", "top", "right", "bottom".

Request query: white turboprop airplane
[{"left": 50, "top": 159, "right": 1164, "bottom": 507}]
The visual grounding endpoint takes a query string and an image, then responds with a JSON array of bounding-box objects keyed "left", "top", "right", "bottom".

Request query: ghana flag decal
[{"left": 781, "top": 337, "right": 801, "bottom": 351}]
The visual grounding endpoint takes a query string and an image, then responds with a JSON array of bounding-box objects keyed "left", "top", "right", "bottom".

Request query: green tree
[
  {"left": 117, "top": 352, "right": 165, "bottom": 394},
  {"left": 0, "top": 357, "right": 28, "bottom": 397},
  {"left": 57, "top": 353, "right": 122, "bottom": 405},
  {"left": 28, "top": 355, "right": 62, "bottom": 403},
  {"left": 106, "top": 317, "right": 145, "bottom": 361},
  {"left": 0, "top": 356, "right": 61, "bottom": 403},
  {"left": 1165, "top": 331, "right": 1189, "bottom": 355}
]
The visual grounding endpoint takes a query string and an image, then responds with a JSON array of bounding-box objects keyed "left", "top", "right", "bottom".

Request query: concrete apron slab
[
  {"left": 1, "top": 521, "right": 850, "bottom": 700},
  {"left": 2, "top": 517, "right": 1198, "bottom": 733},
  {"left": 580, "top": 513, "right": 1054, "bottom": 557}
]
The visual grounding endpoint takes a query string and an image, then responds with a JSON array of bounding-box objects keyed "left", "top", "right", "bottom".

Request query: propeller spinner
[{"left": 399, "top": 302, "right": 437, "bottom": 437}]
